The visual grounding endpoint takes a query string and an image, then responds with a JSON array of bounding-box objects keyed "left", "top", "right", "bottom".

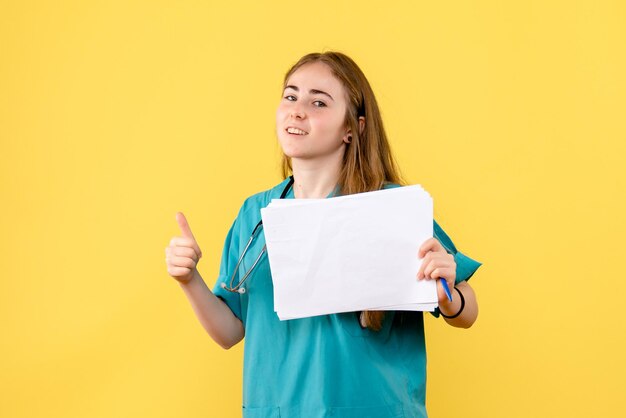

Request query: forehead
[{"left": 285, "top": 62, "right": 345, "bottom": 97}]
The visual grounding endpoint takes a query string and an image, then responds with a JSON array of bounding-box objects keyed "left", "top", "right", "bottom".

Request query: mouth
[{"left": 285, "top": 127, "right": 309, "bottom": 136}]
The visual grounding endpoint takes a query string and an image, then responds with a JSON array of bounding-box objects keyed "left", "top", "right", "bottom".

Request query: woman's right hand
[{"left": 165, "top": 212, "right": 203, "bottom": 284}]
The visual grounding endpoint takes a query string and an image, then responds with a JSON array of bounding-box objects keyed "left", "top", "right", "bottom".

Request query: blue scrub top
[{"left": 212, "top": 178, "right": 482, "bottom": 418}]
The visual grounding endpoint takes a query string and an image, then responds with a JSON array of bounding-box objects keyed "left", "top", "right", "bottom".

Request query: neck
[{"left": 291, "top": 154, "right": 342, "bottom": 199}]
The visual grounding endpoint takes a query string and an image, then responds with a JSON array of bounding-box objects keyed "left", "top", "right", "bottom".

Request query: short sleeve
[
  {"left": 211, "top": 214, "right": 244, "bottom": 322},
  {"left": 430, "top": 220, "right": 482, "bottom": 318}
]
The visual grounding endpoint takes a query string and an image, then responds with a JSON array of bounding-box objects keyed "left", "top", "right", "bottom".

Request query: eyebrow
[{"left": 284, "top": 85, "right": 334, "bottom": 101}]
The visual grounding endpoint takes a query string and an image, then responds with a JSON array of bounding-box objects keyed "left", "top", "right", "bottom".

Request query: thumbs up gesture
[{"left": 165, "top": 212, "right": 203, "bottom": 284}]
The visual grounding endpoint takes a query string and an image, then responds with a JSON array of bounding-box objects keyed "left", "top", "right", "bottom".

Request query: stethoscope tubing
[{"left": 221, "top": 176, "right": 295, "bottom": 294}]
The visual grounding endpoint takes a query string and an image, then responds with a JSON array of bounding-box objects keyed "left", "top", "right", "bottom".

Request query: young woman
[{"left": 165, "top": 51, "right": 481, "bottom": 418}]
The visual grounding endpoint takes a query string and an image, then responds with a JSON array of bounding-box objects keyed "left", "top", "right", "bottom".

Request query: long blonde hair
[{"left": 280, "top": 51, "right": 405, "bottom": 331}]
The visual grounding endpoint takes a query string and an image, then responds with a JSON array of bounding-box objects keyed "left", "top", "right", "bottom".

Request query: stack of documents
[{"left": 260, "top": 185, "right": 437, "bottom": 320}]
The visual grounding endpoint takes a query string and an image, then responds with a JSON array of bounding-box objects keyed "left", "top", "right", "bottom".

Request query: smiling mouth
[{"left": 285, "top": 127, "right": 309, "bottom": 135}]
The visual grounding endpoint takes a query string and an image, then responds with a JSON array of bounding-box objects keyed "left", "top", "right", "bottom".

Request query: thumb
[
  {"left": 176, "top": 212, "right": 202, "bottom": 258},
  {"left": 176, "top": 211, "right": 196, "bottom": 241}
]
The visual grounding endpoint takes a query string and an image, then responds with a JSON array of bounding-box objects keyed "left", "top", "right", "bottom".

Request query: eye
[
  {"left": 284, "top": 95, "right": 296, "bottom": 101},
  {"left": 313, "top": 100, "right": 326, "bottom": 107}
]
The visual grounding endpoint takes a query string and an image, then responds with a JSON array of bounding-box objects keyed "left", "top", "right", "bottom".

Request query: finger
[
  {"left": 425, "top": 262, "right": 454, "bottom": 280},
  {"left": 169, "top": 237, "right": 202, "bottom": 258},
  {"left": 435, "top": 279, "right": 454, "bottom": 303},
  {"left": 171, "top": 246, "right": 197, "bottom": 260},
  {"left": 170, "top": 237, "right": 193, "bottom": 247},
  {"left": 167, "top": 266, "right": 191, "bottom": 277},
  {"left": 169, "top": 254, "right": 197, "bottom": 269},
  {"left": 176, "top": 212, "right": 202, "bottom": 257},
  {"left": 447, "top": 277, "right": 456, "bottom": 292},
  {"left": 416, "top": 252, "right": 434, "bottom": 279},
  {"left": 429, "top": 267, "right": 455, "bottom": 282},
  {"left": 435, "top": 280, "right": 447, "bottom": 302},
  {"left": 421, "top": 251, "right": 450, "bottom": 278},
  {"left": 176, "top": 212, "right": 195, "bottom": 240},
  {"left": 418, "top": 238, "right": 445, "bottom": 258},
  {"left": 423, "top": 257, "right": 449, "bottom": 278}
]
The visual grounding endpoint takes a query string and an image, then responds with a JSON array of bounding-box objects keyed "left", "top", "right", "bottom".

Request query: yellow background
[{"left": 1, "top": 1, "right": 625, "bottom": 417}]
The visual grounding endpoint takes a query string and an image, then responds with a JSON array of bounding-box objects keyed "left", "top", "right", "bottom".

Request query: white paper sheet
[{"left": 260, "top": 185, "right": 437, "bottom": 320}]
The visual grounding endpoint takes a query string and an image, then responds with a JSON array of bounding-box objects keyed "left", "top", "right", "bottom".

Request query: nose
[{"left": 290, "top": 103, "right": 306, "bottom": 119}]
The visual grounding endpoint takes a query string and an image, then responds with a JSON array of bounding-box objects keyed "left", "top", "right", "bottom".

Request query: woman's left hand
[{"left": 416, "top": 238, "right": 456, "bottom": 303}]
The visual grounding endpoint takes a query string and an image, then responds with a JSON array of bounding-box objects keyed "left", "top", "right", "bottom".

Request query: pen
[{"left": 439, "top": 278, "right": 453, "bottom": 302}]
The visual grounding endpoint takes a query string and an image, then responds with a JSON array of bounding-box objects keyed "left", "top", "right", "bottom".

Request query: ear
[{"left": 343, "top": 117, "right": 366, "bottom": 144}]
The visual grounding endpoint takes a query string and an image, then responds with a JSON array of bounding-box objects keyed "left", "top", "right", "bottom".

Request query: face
[{"left": 275, "top": 61, "right": 351, "bottom": 162}]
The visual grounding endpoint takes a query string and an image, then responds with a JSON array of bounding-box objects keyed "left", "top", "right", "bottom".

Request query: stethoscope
[{"left": 221, "top": 176, "right": 295, "bottom": 294}]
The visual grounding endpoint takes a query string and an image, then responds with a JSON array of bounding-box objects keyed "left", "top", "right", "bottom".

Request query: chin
[
  {"left": 278, "top": 139, "right": 306, "bottom": 159},
  {"left": 280, "top": 147, "right": 315, "bottom": 160},
  {"left": 281, "top": 149, "right": 308, "bottom": 160}
]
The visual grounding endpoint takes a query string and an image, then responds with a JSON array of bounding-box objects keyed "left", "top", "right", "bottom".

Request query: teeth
[{"left": 287, "top": 127, "right": 307, "bottom": 135}]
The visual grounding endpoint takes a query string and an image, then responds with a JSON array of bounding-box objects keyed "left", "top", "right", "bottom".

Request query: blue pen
[{"left": 439, "top": 278, "right": 453, "bottom": 302}]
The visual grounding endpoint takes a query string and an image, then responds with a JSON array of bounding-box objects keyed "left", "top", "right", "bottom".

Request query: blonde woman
[{"left": 165, "top": 51, "right": 481, "bottom": 418}]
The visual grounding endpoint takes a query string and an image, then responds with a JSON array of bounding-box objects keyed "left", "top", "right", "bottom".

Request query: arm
[
  {"left": 437, "top": 280, "right": 478, "bottom": 328},
  {"left": 417, "top": 237, "right": 480, "bottom": 329},
  {"left": 167, "top": 212, "right": 244, "bottom": 350},
  {"left": 178, "top": 269, "right": 245, "bottom": 349}
]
